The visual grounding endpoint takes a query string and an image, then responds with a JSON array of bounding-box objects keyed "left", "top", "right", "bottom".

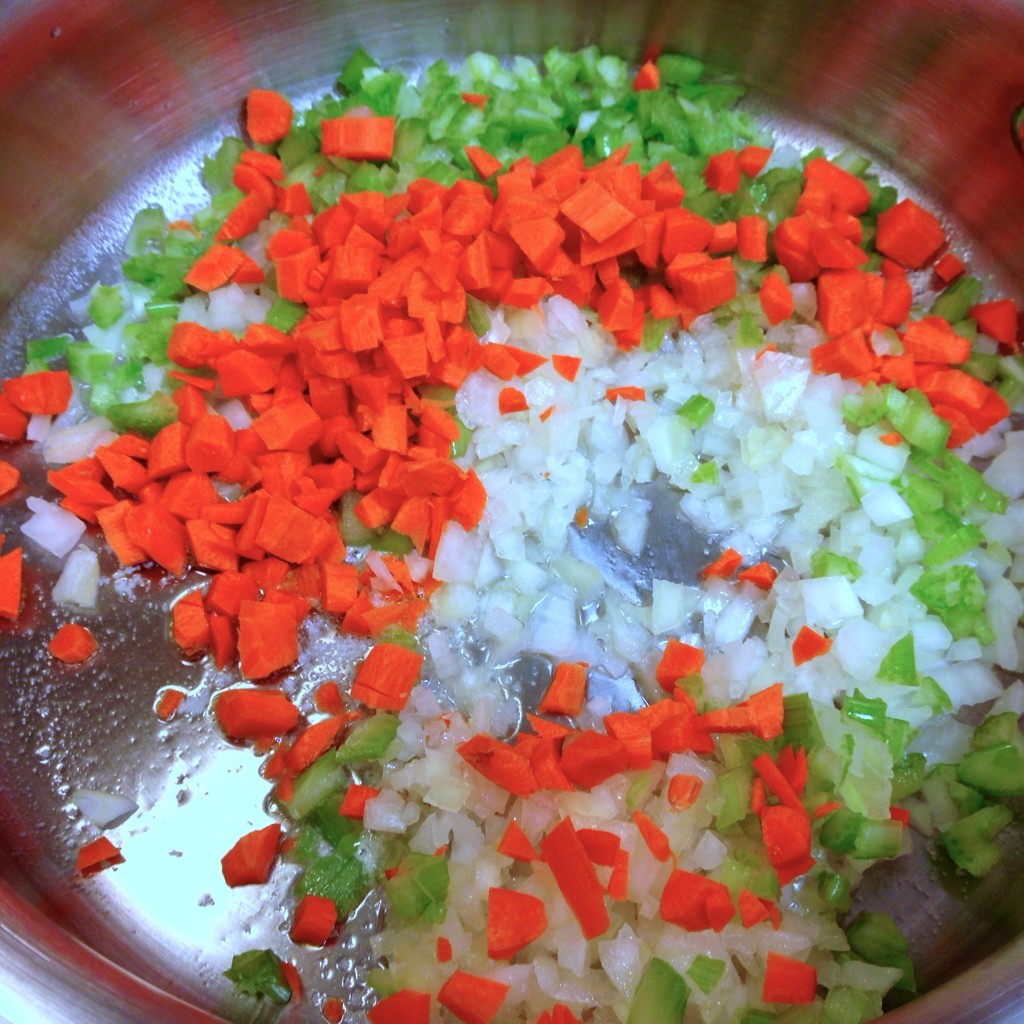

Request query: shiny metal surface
[{"left": 0, "top": 1, "right": 1022, "bottom": 1022}]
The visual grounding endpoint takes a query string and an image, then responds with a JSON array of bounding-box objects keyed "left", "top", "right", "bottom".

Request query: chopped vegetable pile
[{"left": 2, "top": 44, "right": 1024, "bottom": 1024}]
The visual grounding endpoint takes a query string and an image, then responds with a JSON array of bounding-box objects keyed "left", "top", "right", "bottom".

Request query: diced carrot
[
  {"left": 738, "top": 145, "right": 773, "bottom": 177},
  {"left": 560, "top": 179, "right": 636, "bottom": 244},
  {"left": 539, "top": 817, "right": 610, "bottom": 939},
  {"left": 458, "top": 734, "right": 538, "bottom": 797},
  {"left": 497, "top": 819, "right": 539, "bottom": 862},
  {"left": 3, "top": 369, "right": 72, "bottom": 414},
  {"left": 970, "top": 298, "right": 1019, "bottom": 350},
  {"left": 124, "top": 502, "right": 189, "bottom": 576},
  {"left": 791, "top": 625, "right": 832, "bottom": 665},
  {"left": 876, "top": 197, "right": 946, "bottom": 268},
  {"left": 633, "top": 810, "right": 673, "bottom": 862},
  {"left": 668, "top": 256, "right": 736, "bottom": 314},
  {"left": 776, "top": 744, "right": 808, "bottom": 794},
  {"left": 901, "top": 316, "right": 972, "bottom": 363},
  {"left": 537, "top": 661, "right": 587, "bottom": 717},
  {"left": 465, "top": 145, "right": 503, "bottom": 180},
  {"left": 797, "top": 157, "right": 871, "bottom": 218},
  {"left": 367, "top": 989, "right": 431, "bottom": 1024},
  {"left": 155, "top": 687, "right": 186, "bottom": 721},
  {"left": 0, "top": 546, "right": 23, "bottom": 621},
  {"left": 76, "top": 836, "right": 124, "bottom": 876},
  {"left": 660, "top": 868, "right": 735, "bottom": 932},
  {"left": 632, "top": 60, "right": 660, "bottom": 91},
  {"left": 760, "top": 803, "right": 815, "bottom": 885},
  {"left": 667, "top": 773, "right": 703, "bottom": 810},
  {"left": 551, "top": 354, "right": 582, "bottom": 381},
  {"left": 762, "top": 952, "right": 818, "bottom": 1005},
  {"left": 237, "top": 599, "right": 299, "bottom": 679},
  {"left": 246, "top": 88, "right": 293, "bottom": 143},
  {"left": 655, "top": 638, "right": 705, "bottom": 690},
  {"left": 0, "top": 460, "right": 20, "bottom": 498},
  {"left": 739, "top": 887, "right": 772, "bottom": 928},
  {"left": 934, "top": 251, "right": 965, "bottom": 284},
  {"left": 350, "top": 642, "right": 424, "bottom": 711},
  {"left": 487, "top": 887, "right": 548, "bottom": 959},
  {"left": 0, "top": 394, "right": 28, "bottom": 441},
  {"left": 184, "top": 242, "right": 246, "bottom": 291},
  {"left": 577, "top": 828, "right": 621, "bottom": 867},
  {"left": 171, "top": 590, "right": 210, "bottom": 656},
  {"left": 703, "top": 150, "right": 740, "bottom": 194},
  {"left": 220, "top": 822, "right": 281, "bottom": 887},
  {"left": 48, "top": 623, "right": 98, "bottom": 663},
  {"left": 498, "top": 386, "right": 529, "bottom": 414},
  {"left": 605, "top": 385, "right": 646, "bottom": 402},
  {"left": 284, "top": 717, "right": 344, "bottom": 775},
  {"left": 737, "top": 215, "right": 769, "bottom": 262},
  {"left": 339, "top": 783, "right": 380, "bottom": 819},
  {"left": 321, "top": 116, "right": 396, "bottom": 161},
  {"left": 437, "top": 970, "right": 510, "bottom": 1024},
  {"left": 560, "top": 731, "right": 630, "bottom": 789},
  {"left": 214, "top": 688, "right": 299, "bottom": 739},
  {"left": 700, "top": 547, "right": 742, "bottom": 580},
  {"left": 737, "top": 560, "right": 778, "bottom": 590},
  {"left": 436, "top": 936, "right": 454, "bottom": 962},
  {"left": 290, "top": 893, "right": 338, "bottom": 946}
]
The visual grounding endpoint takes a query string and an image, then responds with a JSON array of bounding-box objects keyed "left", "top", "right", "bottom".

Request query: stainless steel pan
[{"left": 1, "top": 2, "right": 1022, "bottom": 1021}]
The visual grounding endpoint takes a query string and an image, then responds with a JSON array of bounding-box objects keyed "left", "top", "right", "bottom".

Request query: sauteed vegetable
[{"left": 3, "top": 47, "right": 1023, "bottom": 1024}]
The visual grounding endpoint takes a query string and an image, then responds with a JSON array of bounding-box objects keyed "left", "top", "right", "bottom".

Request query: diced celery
[
  {"left": 783, "top": 692, "right": 824, "bottom": 750},
  {"left": 957, "top": 743, "right": 1024, "bottom": 798},
  {"left": 845, "top": 912, "right": 916, "bottom": 991},
  {"left": 296, "top": 849, "right": 372, "bottom": 916},
  {"left": 877, "top": 633, "right": 916, "bottom": 686},
  {"left": 338, "top": 490, "right": 375, "bottom": 546},
  {"left": 687, "top": 955, "right": 725, "bottom": 994},
  {"left": 223, "top": 949, "right": 291, "bottom": 1005},
  {"left": 735, "top": 313, "right": 765, "bottom": 348},
  {"left": 466, "top": 296, "right": 492, "bottom": 337},
  {"left": 810, "top": 549, "right": 862, "bottom": 581},
  {"left": 940, "top": 804, "right": 1013, "bottom": 877},
  {"left": 841, "top": 382, "right": 886, "bottom": 428},
  {"left": 922, "top": 523, "right": 985, "bottom": 566},
  {"left": 823, "top": 985, "right": 883, "bottom": 1024},
  {"left": 66, "top": 342, "right": 115, "bottom": 384},
  {"left": 202, "top": 136, "right": 246, "bottom": 194},
  {"left": 909, "top": 565, "right": 995, "bottom": 644},
  {"left": 386, "top": 852, "right": 450, "bottom": 924},
  {"left": 656, "top": 53, "right": 705, "bottom": 85},
  {"left": 690, "top": 461, "right": 719, "bottom": 485},
  {"left": 891, "top": 753, "right": 927, "bottom": 801},
  {"left": 25, "top": 334, "right": 70, "bottom": 365},
  {"left": 932, "top": 275, "right": 982, "bottom": 323},
  {"left": 87, "top": 284, "right": 125, "bottom": 328},
  {"left": 678, "top": 393, "right": 715, "bottom": 428},
  {"left": 971, "top": 712, "right": 1024, "bottom": 751},
  {"left": 628, "top": 957, "right": 689, "bottom": 1024},
  {"left": 124, "top": 205, "right": 169, "bottom": 257},
  {"left": 335, "top": 713, "right": 400, "bottom": 764},
  {"left": 284, "top": 752, "right": 349, "bottom": 821},
  {"left": 265, "top": 297, "right": 306, "bottom": 333},
  {"left": 370, "top": 528, "right": 414, "bottom": 555},
  {"left": 882, "top": 385, "right": 950, "bottom": 455},
  {"left": 711, "top": 766, "right": 752, "bottom": 830},
  {"left": 104, "top": 391, "right": 177, "bottom": 437},
  {"left": 308, "top": 798, "right": 362, "bottom": 848},
  {"left": 817, "top": 870, "right": 852, "bottom": 913}
]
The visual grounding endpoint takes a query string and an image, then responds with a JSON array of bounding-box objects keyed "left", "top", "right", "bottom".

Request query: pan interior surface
[{"left": 0, "top": 2, "right": 1023, "bottom": 1022}]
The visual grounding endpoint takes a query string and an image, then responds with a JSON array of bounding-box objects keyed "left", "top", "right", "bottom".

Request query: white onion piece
[
  {"left": 52, "top": 545, "right": 100, "bottom": 608},
  {"left": 42, "top": 416, "right": 117, "bottom": 465},
  {"left": 20, "top": 497, "right": 85, "bottom": 558},
  {"left": 71, "top": 788, "right": 137, "bottom": 829}
]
